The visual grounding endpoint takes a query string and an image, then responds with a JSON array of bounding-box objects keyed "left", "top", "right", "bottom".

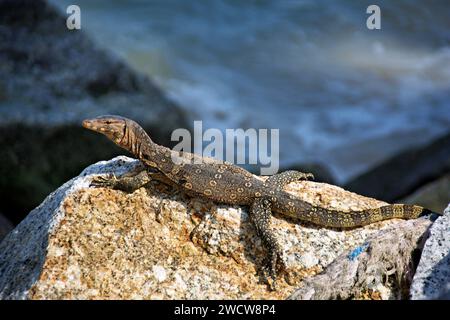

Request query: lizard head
[
  {"left": 83, "top": 115, "right": 155, "bottom": 157},
  {"left": 82, "top": 115, "right": 128, "bottom": 145}
]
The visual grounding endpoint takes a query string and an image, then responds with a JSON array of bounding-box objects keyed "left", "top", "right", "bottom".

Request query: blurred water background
[{"left": 50, "top": 0, "right": 450, "bottom": 183}]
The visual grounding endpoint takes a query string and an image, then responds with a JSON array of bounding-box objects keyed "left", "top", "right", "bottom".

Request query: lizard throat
[
  {"left": 121, "top": 124, "right": 154, "bottom": 159},
  {"left": 123, "top": 126, "right": 140, "bottom": 156}
]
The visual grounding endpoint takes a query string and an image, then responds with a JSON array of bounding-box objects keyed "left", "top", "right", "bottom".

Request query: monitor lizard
[{"left": 82, "top": 115, "right": 438, "bottom": 289}]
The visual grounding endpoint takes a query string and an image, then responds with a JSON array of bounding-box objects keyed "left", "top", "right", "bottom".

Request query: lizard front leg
[
  {"left": 250, "top": 197, "right": 285, "bottom": 290},
  {"left": 90, "top": 162, "right": 178, "bottom": 192}
]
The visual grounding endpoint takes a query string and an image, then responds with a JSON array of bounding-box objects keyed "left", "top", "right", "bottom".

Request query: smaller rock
[
  {"left": 410, "top": 202, "right": 450, "bottom": 300},
  {"left": 288, "top": 217, "right": 433, "bottom": 300},
  {"left": 437, "top": 283, "right": 450, "bottom": 300}
]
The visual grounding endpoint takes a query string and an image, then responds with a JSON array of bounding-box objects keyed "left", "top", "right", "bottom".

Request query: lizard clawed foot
[
  {"left": 250, "top": 197, "right": 286, "bottom": 291},
  {"left": 265, "top": 170, "right": 314, "bottom": 188},
  {"left": 303, "top": 172, "right": 315, "bottom": 181},
  {"left": 262, "top": 248, "right": 285, "bottom": 291},
  {"left": 90, "top": 173, "right": 118, "bottom": 188}
]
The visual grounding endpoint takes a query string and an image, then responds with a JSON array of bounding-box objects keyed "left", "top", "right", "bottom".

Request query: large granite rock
[
  {"left": 0, "top": 157, "right": 434, "bottom": 299},
  {"left": 345, "top": 132, "right": 450, "bottom": 202},
  {"left": 0, "top": 0, "right": 189, "bottom": 223},
  {"left": 410, "top": 203, "right": 450, "bottom": 300}
]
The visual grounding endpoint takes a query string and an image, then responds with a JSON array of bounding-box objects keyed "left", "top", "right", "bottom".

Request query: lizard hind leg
[
  {"left": 90, "top": 167, "right": 153, "bottom": 193},
  {"left": 265, "top": 170, "right": 314, "bottom": 190},
  {"left": 250, "top": 197, "right": 285, "bottom": 290}
]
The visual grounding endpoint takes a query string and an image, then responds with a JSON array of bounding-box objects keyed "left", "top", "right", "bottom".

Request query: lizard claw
[
  {"left": 262, "top": 249, "right": 285, "bottom": 291},
  {"left": 305, "top": 173, "right": 315, "bottom": 181},
  {"left": 90, "top": 173, "right": 118, "bottom": 188},
  {"left": 295, "top": 172, "right": 314, "bottom": 181}
]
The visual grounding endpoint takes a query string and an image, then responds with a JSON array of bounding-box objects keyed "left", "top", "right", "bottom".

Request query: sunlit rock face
[{"left": 0, "top": 156, "right": 432, "bottom": 300}]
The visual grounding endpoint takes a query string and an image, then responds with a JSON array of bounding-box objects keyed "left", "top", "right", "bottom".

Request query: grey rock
[
  {"left": 410, "top": 203, "right": 450, "bottom": 300},
  {"left": 437, "top": 283, "right": 450, "bottom": 300},
  {"left": 288, "top": 217, "right": 432, "bottom": 300}
]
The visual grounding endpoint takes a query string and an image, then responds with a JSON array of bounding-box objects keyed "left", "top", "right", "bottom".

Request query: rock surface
[
  {"left": 410, "top": 203, "right": 450, "bottom": 300},
  {"left": 0, "top": 0, "right": 189, "bottom": 223},
  {"left": 345, "top": 132, "right": 450, "bottom": 202},
  {"left": 0, "top": 156, "right": 434, "bottom": 300},
  {"left": 288, "top": 217, "right": 432, "bottom": 300}
]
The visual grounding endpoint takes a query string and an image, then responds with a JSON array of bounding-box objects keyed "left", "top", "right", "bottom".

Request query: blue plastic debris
[{"left": 347, "top": 242, "right": 370, "bottom": 261}]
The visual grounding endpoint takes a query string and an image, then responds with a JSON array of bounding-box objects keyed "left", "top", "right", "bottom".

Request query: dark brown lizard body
[{"left": 83, "top": 115, "right": 436, "bottom": 288}]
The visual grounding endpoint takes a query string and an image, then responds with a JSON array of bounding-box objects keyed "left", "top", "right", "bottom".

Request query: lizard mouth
[
  {"left": 82, "top": 119, "right": 101, "bottom": 133},
  {"left": 82, "top": 119, "right": 94, "bottom": 129}
]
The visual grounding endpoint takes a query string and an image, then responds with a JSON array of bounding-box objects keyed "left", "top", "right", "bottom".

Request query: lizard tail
[
  {"left": 307, "top": 204, "right": 439, "bottom": 228},
  {"left": 274, "top": 193, "right": 440, "bottom": 228}
]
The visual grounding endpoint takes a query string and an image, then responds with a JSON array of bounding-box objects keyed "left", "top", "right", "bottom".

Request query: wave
[{"left": 50, "top": 0, "right": 450, "bottom": 182}]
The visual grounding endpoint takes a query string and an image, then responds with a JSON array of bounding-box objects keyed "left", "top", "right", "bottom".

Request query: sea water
[{"left": 50, "top": 0, "right": 450, "bottom": 182}]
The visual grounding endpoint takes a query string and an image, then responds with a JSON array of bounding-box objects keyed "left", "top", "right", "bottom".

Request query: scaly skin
[{"left": 83, "top": 115, "right": 436, "bottom": 289}]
